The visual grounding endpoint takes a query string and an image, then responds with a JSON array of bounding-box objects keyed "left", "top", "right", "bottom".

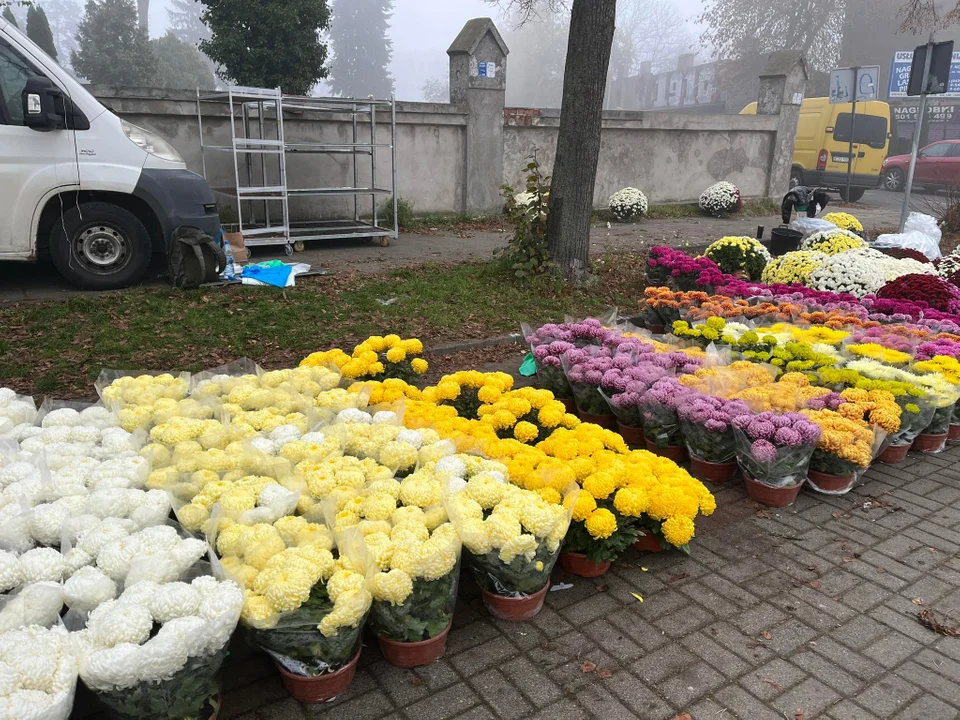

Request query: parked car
[
  {"left": 0, "top": 17, "right": 220, "bottom": 289},
  {"left": 742, "top": 97, "right": 892, "bottom": 202},
  {"left": 881, "top": 139, "right": 960, "bottom": 192}
]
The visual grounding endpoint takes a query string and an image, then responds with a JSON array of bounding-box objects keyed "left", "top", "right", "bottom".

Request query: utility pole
[{"left": 900, "top": 34, "right": 935, "bottom": 232}]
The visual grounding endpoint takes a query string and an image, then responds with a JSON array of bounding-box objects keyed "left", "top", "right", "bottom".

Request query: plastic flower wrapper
[
  {"left": 732, "top": 411, "right": 820, "bottom": 488},
  {"left": 0, "top": 388, "right": 37, "bottom": 439},
  {"left": 366, "top": 511, "right": 462, "bottom": 644},
  {"left": 639, "top": 377, "right": 695, "bottom": 449},
  {"left": 226, "top": 520, "right": 373, "bottom": 677},
  {"left": 677, "top": 394, "right": 750, "bottom": 463},
  {"left": 74, "top": 568, "right": 243, "bottom": 720},
  {"left": 0, "top": 500, "right": 34, "bottom": 554},
  {"left": 802, "top": 408, "right": 884, "bottom": 488},
  {"left": 0, "top": 622, "right": 78, "bottom": 720},
  {"left": 0, "top": 581, "right": 64, "bottom": 632},
  {"left": 448, "top": 480, "right": 576, "bottom": 597}
]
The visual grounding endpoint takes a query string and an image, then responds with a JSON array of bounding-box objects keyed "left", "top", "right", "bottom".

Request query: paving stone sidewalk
[{"left": 218, "top": 442, "right": 960, "bottom": 720}]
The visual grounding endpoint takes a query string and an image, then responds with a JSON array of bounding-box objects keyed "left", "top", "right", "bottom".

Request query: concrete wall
[
  {"left": 502, "top": 109, "right": 778, "bottom": 204},
  {"left": 85, "top": 22, "right": 803, "bottom": 218},
  {"left": 91, "top": 87, "right": 467, "bottom": 220}
]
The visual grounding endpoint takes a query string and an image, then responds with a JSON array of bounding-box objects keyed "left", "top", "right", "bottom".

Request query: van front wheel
[{"left": 49, "top": 202, "right": 153, "bottom": 290}]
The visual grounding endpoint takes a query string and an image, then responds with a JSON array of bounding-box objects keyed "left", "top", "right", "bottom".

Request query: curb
[{"left": 427, "top": 333, "right": 524, "bottom": 355}]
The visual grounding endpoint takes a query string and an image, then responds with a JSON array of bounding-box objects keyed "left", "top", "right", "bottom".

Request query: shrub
[
  {"left": 499, "top": 159, "right": 551, "bottom": 278},
  {"left": 381, "top": 197, "right": 415, "bottom": 229}
]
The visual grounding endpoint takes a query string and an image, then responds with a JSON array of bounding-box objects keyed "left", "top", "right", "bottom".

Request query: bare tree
[
  {"left": 611, "top": 0, "right": 693, "bottom": 79},
  {"left": 495, "top": 0, "right": 617, "bottom": 283},
  {"left": 898, "top": 0, "right": 960, "bottom": 31},
  {"left": 700, "top": 0, "right": 846, "bottom": 72}
]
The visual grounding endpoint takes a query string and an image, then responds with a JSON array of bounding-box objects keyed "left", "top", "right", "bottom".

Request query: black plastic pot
[{"left": 769, "top": 227, "right": 803, "bottom": 256}]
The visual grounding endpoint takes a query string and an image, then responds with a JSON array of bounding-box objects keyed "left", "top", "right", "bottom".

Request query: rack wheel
[
  {"left": 375, "top": 236, "right": 391, "bottom": 247},
  {"left": 293, "top": 241, "right": 305, "bottom": 252},
  {"left": 284, "top": 244, "right": 294, "bottom": 257}
]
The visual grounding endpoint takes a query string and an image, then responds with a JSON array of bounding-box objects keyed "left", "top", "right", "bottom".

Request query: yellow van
[{"left": 742, "top": 97, "right": 892, "bottom": 202}]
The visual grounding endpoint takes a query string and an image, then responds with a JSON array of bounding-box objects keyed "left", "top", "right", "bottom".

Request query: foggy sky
[{"left": 145, "top": 0, "right": 705, "bottom": 100}]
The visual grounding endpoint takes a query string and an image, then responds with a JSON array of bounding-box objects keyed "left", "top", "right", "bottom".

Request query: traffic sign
[{"left": 829, "top": 65, "right": 881, "bottom": 103}]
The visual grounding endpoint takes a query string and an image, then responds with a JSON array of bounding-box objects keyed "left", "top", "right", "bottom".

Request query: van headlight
[{"left": 121, "top": 120, "right": 183, "bottom": 163}]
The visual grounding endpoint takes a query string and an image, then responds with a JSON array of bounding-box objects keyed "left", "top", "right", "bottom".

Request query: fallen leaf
[
  {"left": 675, "top": 714, "right": 693, "bottom": 720},
  {"left": 763, "top": 679, "right": 783, "bottom": 691},
  {"left": 580, "top": 661, "right": 597, "bottom": 673},
  {"left": 831, "top": 512, "right": 840, "bottom": 519},
  {"left": 631, "top": 592, "right": 644, "bottom": 603},
  {"left": 410, "top": 676, "right": 424, "bottom": 687},
  {"left": 668, "top": 572, "right": 689, "bottom": 583},
  {"left": 641, "top": 567, "right": 648, "bottom": 572},
  {"left": 541, "top": 640, "right": 556, "bottom": 651},
  {"left": 876, "top": 567, "right": 886, "bottom": 574},
  {"left": 928, "top": 547, "right": 937, "bottom": 553},
  {"left": 918, "top": 609, "right": 960, "bottom": 637},
  {"left": 795, "top": 710, "right": 805, "bottom": 720},
  {"left": 761, "top": 631, "right": 773, "bottom": 640},
  {"left": 842, "top": 556, "right": 855, "bottom": 563},
  {"left": 912, "top": 598, "right": 925, "bottom": 605},
  {"left": 596, "top": 584, "right": 609, "bottom": 593},
  {"left": 597, "top": 667, "right": 614, "bottom": 679},
  {"left": 810, "top": 581, "right": 822, "bottom": 590}
]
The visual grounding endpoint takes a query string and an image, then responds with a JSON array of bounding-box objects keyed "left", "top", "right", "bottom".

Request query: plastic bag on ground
[
  {"left": 791, "top": 217, "right": 838, "bottom": 239},
  {"left": 904, "top": 211, "right": 942, "bottom": 244},
  {"left": 872, "top": 230, "right": 941, "bottom": 260}
]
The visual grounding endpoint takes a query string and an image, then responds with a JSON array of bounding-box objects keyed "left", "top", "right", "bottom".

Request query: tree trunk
[
  {"left": 136, "top": 0, "right": 149, "bottom": 32},
  {"left": 546, "top": 0, "right": 617, "bottom": 283}
]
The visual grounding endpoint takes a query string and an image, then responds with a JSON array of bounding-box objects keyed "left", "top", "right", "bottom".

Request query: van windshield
[{"left": 833, "top": 113, "right": 888, "bottom": 149}]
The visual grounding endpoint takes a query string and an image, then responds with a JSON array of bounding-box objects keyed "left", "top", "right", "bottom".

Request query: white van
[{"left": 0, "top": 18, "right": 220, "bottom": 289}]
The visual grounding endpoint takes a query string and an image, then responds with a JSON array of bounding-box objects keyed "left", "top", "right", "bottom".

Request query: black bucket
[{"left": 769, "top": 227, "right": 803, "bottom": 257}]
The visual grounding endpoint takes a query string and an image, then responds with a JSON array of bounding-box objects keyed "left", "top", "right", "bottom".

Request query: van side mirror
[{"left": 22, "top": 76, "right": 65, "bottom": 131}]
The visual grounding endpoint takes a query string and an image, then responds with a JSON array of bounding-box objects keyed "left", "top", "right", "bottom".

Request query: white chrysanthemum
[
  {"left": 268, "top": 424, "right": 302, "bottom": 445},
  {"left": 154, "top": 615, "right": 208, "bottom": 657},
  {"left": 148, "top": 582, "right": 200, "bottom": 623},
  {"left": 135, "top": 525, "right": 180, "bottom": 552},
  {"left": 86, "top": 488, "right": 139, "bottom": 520},
  {"left": 0, "top": 504, "right": 33, "bottom": 554},
  {"left": 372, "top": 411, "right": 399, "bottom": 425},
  {"left": 0, "top": 462, "right": 39, "bottom": 489},
  {"left": 698, "top": 181, "right": 741, "bottom": 216},
  {"left": 248, "top": 437, "right": 278, "bottom": 455},
  {"left": 300, "top": 431, "right": 326, "bottom": 444},
  {"left": 395, "top": 429, "right": 423, "bottom": 449},
  {"left": 40, "top": 408, "right": 81, "bottom": 428},
  {"left": 137, "top": 632, "right": 188, "bottom": 683},
  {"left": 0, "top": 551, "right": 23, "bottom": 593},
  {"left": 88, "top": 600, "right": 153, "bottom": 648},
  {"left": 336, "top": 408, "right": 372, "bottom": 424},
  {"left": 446, "top": 476, "right": 468, "bottom": 495},
  {"left": 68, "top": 425, "right": 102, "bottom": 444},
  {"left": 82, "top": 643, "right": 143, "bottom": 691},
  {"left": 128, "top": 491, "right": 171, "bottom": 529},
  {"left": 0, "top": 661, "right": 20, "bottom": 696},
  {"left": 61, "top": 548, "right": 95, "bottom": 578},
  {"left": 435, "top": 456, "right": 466, "bottom": 478},
  {"left": 18, "top": 548, "right": 65, "bottom": 584},
  {"left": 0, "top": 582, "right": 64, "bottom": 633},
  {"left": 608, "top": 187, "right": 648, "bottom": 221},
  {"left": 96, "top": 536, "right": 138, "bottom": 581},
  {"left": 63, "top": 566, "right": 117, "bottom": 611}
]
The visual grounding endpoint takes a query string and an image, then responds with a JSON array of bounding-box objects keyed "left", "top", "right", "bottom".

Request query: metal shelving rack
[{"left": 197, "top": 87, "right": 398, "bottom": 253}]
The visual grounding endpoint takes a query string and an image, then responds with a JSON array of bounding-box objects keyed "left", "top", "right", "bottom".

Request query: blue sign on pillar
[{"left": 478, "top": 61, "right": 487, "bottom": 78}]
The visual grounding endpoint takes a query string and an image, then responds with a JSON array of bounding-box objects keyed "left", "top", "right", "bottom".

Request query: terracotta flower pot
[
  {"left": 743, "top": 474, "right": 805, "bottom": 508},
  {"left": 689, "top": 457, "right": 738, "bottom": 485},
  {"left": 481, "top": 582, "right": 549, "bottom": 622},
  {"left": 645, "top": 439, "right": 688, "bottom": 463},
  {"left": 632, "top": 531, "right": 664, "bottom": 553},
  {"left": 807, "top": 469, "right": 855, "bottom": 494},
  {"left": 560, "top": 551, "right": 611, "bottom": 577},
  {"left": 877, "top": 443, "right": 910, "bottom": 464},
  {"left": 577, "top": 411, "right": 615, "bottom": 429},
  {"left": 617, "top": 422, "right": 646, "bottom": 447},
  {"left": 560, "top": 397, "right": 577, "bottom": 414},
  {"left": 377, "top": 622, "right": 451, "bottom": 669},
  {"left": 912, "top": 432, "right": 947, "bottom": 454},
  {"left": 274, "top": 649, "right": 361, "bottom": 704},
  {"left": 949, "top": 424, "right": 960, "bottom": 441}
]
